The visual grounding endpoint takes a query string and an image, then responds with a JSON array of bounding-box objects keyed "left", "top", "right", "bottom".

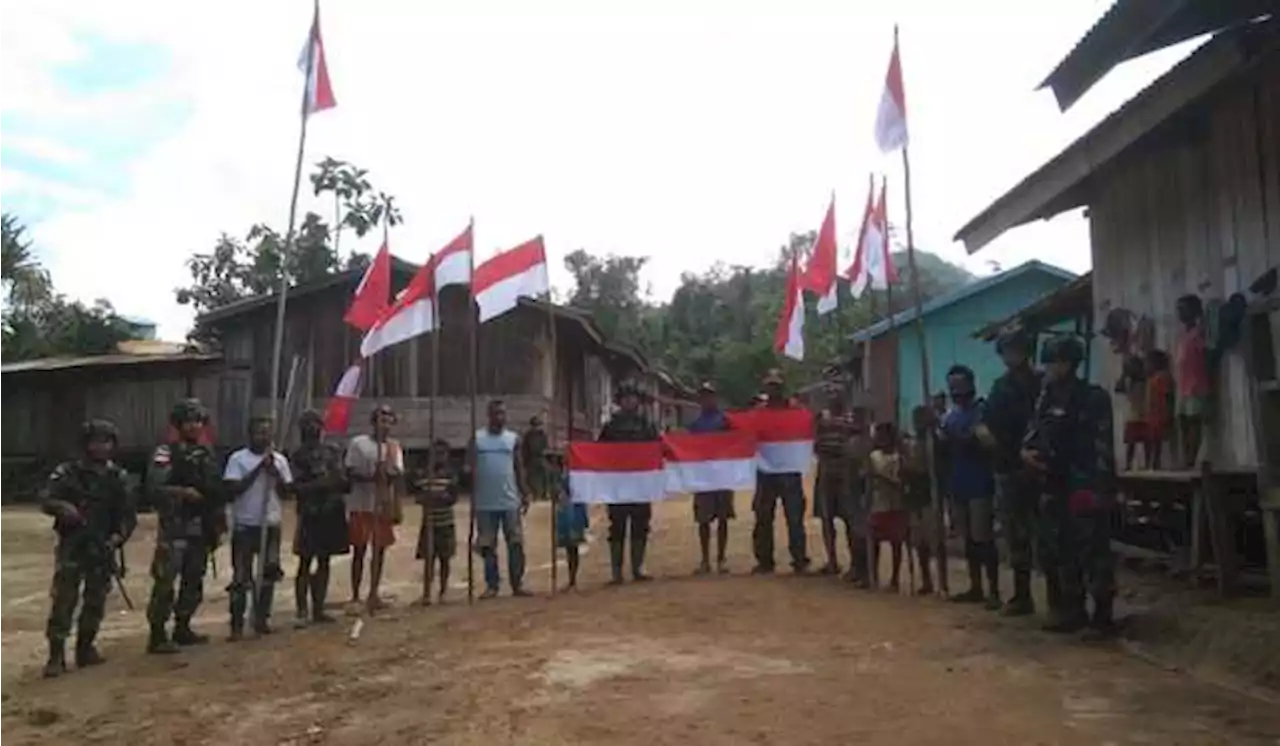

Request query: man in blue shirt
[
  {"left": 939, "top": 365, "right": 1000, "bottom": 609},
  {"left": 688, "top": 382, "right": 734, "bottom": 575}
]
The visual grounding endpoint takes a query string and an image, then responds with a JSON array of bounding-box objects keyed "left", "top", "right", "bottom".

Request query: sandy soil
[{"left": 3, "top": 497, "right": 1279, "bottom": 745}]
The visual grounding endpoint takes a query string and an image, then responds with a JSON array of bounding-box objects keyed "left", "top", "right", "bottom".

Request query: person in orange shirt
[{"left": 1144, "top": 349, "right": 1174, "bottom": 470}]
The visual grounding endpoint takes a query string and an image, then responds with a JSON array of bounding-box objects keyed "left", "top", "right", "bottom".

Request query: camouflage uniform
[
  {"left": 521, "top": 422, "right": 550, "bottom": 501},
  {"left": 598, "top": 390, "right": 660, "bottom": 583},
  {"left": 145, "top": 399, "right": 223, "bottom": 652},
  {"left": 812, "top": 408, "right": 866, "bottom": 577},
  {"left": 984, "top": 337, "right": 1043, "bottom": 615},
  {"left": 1024, "top": 337, "right": 1118, "bottom": 634},
  {"left": 753, "top": 397, "right": 811, "bottom": 574},
  {"left": 290, "top": 415, "right": 349, "bottom": 624},
  {"left": 41, "top": 420, "right": 136, "bottom": 676}
]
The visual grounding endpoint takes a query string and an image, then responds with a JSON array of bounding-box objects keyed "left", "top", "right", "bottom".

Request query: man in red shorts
[{"left": 344, "top": 404, "right": 404, "bottom": 611}]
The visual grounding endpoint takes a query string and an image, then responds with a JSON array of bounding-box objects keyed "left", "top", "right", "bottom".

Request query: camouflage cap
[
  {"left": 169, "top": 398, "right": 208, "bottom": 426},
  {"left": 299, "top": 409, "right": 325, "bottom": 427},
  {"left": 80, "top": 418, "right": 119, "bottom": 444}
]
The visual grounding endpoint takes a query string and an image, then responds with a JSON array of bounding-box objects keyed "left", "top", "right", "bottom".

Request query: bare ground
[{"left": 3, "top": 497, "right": 1279, "bottom": 745}]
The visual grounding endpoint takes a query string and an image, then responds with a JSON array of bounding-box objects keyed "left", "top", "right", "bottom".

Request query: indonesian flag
[
  {"left": 567, "top": 441, "right": 667, "bottom": 505},
  {"left": 474, "top": 236, "right": 550, "bottom": 323},
  {"left": 662, "top": 431, "right": 757, "bottom": 494},
  {"left": 360, "top": 223, "right": 473, "bottom": 357},
  {"left": 322, "top": 364, "right": 361, "bottom": 434},
  {"left": 298, "top": 2, "right": 336, "bottom": 116},
  {"left": 874, "top": 32, "right": 908, "bottom": 154},
  {"left": 802, "top": 194, "right": 839, "bottom": 315},
  {"left": 774, "top": 254, "right": 805, "bottom": 361},
  {"left": 343, "top": 241, "right": 391, "bottom": 331},
  {"left": 846, "top": 177, "right": 898, "bottom": 297},
  {"left": 729, "top": 408, "right": 814, "bottom": 475}
]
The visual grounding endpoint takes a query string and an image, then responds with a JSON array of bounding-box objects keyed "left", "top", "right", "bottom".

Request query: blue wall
[{"left": 893, "top": 269, "right": 1072, "bottom": 424}]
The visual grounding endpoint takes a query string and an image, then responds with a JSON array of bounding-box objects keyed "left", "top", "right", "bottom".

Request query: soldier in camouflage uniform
[
  {"left": 290, "top": 410, "right": 349, "bottom": 627},
  {"left": 598, "top": 380, "right": 660, "bottom": 584},
  {"left": 983, "top": 330, "right": 1043, "bottom": 616},
  {"left": 145, "top": 398, "right": 224, "bottom": 653},
  {"left": 40, "top": 419, "right": 136, "bottom": 677},
  {"left": 1022, "top": 336, "right": 1118, "bottom": 638}
]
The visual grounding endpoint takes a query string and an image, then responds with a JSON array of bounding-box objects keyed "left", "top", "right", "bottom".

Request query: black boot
[
  {"left": 43, "top": 640, "right": 67, "bottom": 678},
  {"left": 147, "top": 626, "right": 179, "bottom": 655},
  {"left": 311, "top": 566, "right": 335, "bottom": 623},
  {"left": 75, "top": 638, "right": 105, "bottom": 668},
  {"left": 172, "top": 620, "right": 209, "bottom": 646},
  {"left": 1043, "top": 580, "right": 1087, "bottom": 634},
  {"left": 982, "top": 545, "right": 1002, "bottom": 611},
  {"left": 608, "top": 541, "right": 625, "bottom": 585},
  {"left": 631, "top": 536, "right": 651, "bottom": 582},
  {"left": 951, "top": 557, "right": 985, "bottom": 603},
  {"left": 1083, "top": 594, "right": 1118, "bottom": 641},
  {"left": 1001, "top": 570, "right": 1035, "bottom": 616}
]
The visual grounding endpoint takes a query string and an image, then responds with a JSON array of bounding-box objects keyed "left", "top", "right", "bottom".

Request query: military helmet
[
  {"left": 995, "top": 328, "right": 1034, "bottom": 355},
  {"left": 1040, "top": 335, "right": 1085, "bottom": 365},
  {"left": 80, "top": 418, "right": 119, "bottom": 445},
  {"left": 299, "top": 409, "right": 325, "bottom": 428},
  {"left": 170, "top": 398, "right": 208, "bottom": 426},
  {"left": 613, "top": 379, "right": 644, "bottom": 401}
]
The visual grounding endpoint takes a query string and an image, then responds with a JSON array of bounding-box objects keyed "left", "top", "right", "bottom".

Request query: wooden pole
[
  {"left": 260, "top": 0, "right": 318, "bottom": 610},
  {"left": 425, "top": 271, "right": 440, "bottom": 602},
  {"left": 546, "top": 278, "right": 560, "bottom": 596},
  {"left": 902, "top": 140, "right": 947, "bottom": 595},
  {"left": 466, "top": 218, "right": 478, "bottom": 605}
]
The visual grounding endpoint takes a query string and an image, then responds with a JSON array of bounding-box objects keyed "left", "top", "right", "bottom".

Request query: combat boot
[
  {"left": 43, "top": 640, "right": 67, "bottom": 678},
  {"left": 608, "top": 541, "right": 625, "bottom": 585},
  {"left": 1001, "top": 571, "right": 1035, "bottom": 617},
  {"left": 951, "top": 558, "right": 985, "bottom": 604},
  {"left": 146, "top": 626, "right": 179, "bottom": 655},
  {"left": 1082, "top": 595, "right": 1118, "bottom": 642},
  {"left": 172, "top": 620, "right": 209, "bottom": 646},
  {"left": 75, "top": 639, "right": 105, "bottom": 668},
  {"left": 631, "top": 537, "right": 651, "bottom": 582}
]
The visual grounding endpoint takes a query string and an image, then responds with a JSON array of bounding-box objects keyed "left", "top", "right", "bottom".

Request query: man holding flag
[
  {"left": 751, "top": 370, "right": 811, "bottom": 575},
  {"left": 688, "top": 382, "right": 734, "bottom": 575},
  {"left": 598, "top": 380, "right": 661, "bottom": 585}
]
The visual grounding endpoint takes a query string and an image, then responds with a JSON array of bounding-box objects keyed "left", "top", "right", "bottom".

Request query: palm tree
[{"left": 1, "top": 213, "right": 51, "bottom": 309}]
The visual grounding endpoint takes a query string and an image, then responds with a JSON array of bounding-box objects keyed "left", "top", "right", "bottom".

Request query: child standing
[
  {"left": 904, "top": 406, "right": 936, "bottom": 595},
  {"left": 551, "top": 451, "right": 589, "bottom": 590},
  {"left": 1144, "top": 349, "right": 1174, "bottom": 470},
  {"left": 1115, "top": 354, "right": 1149, "bottom": 470},
  {"left": 868, "top": 422, "right": 908, "bottom": 592},
  {"left": 411, "top": 439, "right": 457, "bottom": 606}
]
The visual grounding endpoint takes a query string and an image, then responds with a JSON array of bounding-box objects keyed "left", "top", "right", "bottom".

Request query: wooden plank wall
[{"left": 1090, "top": 57, "right": 1279, "bottom": 470}]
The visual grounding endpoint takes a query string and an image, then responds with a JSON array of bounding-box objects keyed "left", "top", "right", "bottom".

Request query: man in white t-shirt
[
  {"left": 223, "top": 416, "right": 293, "bottom": 639},
  {"left": 344, "top": 404, "right": 404, "bottom": 612}
]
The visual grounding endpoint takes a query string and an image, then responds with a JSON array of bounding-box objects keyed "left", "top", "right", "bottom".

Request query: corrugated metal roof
[
  {"left": 847, "top": 260, "right": 1078, "bottom": 344},
  {"left": 1040, "top": 0, "right": 1274, "bottom": 111},
  {"left": 1, "top": 351, "right": 221, "bottom": 375},
  {"left": 972, "top": 272, "right": 1093, "bottom": 341},
  {"left": 956, "top": 24, "right": 1272, "bottom": 254}
]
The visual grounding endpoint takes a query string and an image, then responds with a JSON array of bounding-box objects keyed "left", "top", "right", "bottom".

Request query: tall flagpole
[
  {"left": 425, "top": 262, "right": 441, "bottom": 603},
  {"left": 545, "top": 270, "right": 560, "bottom": 596},
  {"left": 466, "top": 217, "right": 478, "bottom": 605},
  {"left": 260, "top": 1, "right": 319, "bottom": 616}
]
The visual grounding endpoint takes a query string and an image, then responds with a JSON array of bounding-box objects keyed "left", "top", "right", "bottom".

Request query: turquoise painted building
[{"left": 849, "top": 260, "right": 1077, "bottom": 425}]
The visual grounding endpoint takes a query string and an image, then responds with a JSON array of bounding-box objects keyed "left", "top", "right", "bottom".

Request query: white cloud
[{"left": 2, "top": 0, "right": 1202, "bottom": 341}]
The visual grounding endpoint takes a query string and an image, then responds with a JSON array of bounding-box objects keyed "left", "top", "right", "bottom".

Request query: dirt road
[{"left": 3, "top": 498, "right": 1278, "bottom": 745}]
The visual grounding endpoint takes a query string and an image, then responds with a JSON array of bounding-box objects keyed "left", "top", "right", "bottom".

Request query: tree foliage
[
  {"left": 562, "top": 234, "right": 974, "bottom": 407},
  {"left": 2, "top": 213, "right": 132, "bottom": 362},
  {"left": 175, "top": 158, "right": 401, "bottom": 316}
]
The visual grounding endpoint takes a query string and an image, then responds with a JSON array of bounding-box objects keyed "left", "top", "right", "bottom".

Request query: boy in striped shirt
[{"left": 412, "top": 440, "right": 458, "bottom": 605}]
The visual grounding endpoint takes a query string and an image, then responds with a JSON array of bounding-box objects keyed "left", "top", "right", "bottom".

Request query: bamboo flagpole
[
  {"left": 545, "top": 291, "right": 559, "bottom": 596},
  {"left": 466, "top": 217, "right": 478, "bottom": 605},
  {"left": 424, "top": 270, "right": 441, "bottom": 604},
  {"left": 259, "top": 0, "right": 329, "bottom": 615}
]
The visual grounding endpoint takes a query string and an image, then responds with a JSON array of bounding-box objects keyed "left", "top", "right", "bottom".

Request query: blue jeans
[{"left": 475, "top": 510, "right": 525, "bottom": 591}]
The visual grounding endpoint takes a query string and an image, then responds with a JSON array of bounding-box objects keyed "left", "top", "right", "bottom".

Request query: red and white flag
[
  {"left": 298, "top": 2, "right": 336, "bottom": 116},
  {"left": 567, "top": 441, "right": 667, "bottom": 504},
  {"left": 802, "top": 194, "right": 839, "bottom": 315},
  {"left": 474, "top": 236, "right": 550, "bottom": 323},
  {"left": 343, "top": 241, "right": 391, "bottom": 331},
  {"left": 874, "top": 32, "right": 908, "bottom": 153},
  {"left": 774, "top": 254, "right": 805, "bottom": 361},
  {"left": 846, "top": 177, "right": 898, "bottom": 297},
  {"left": 322, "top": 363, "right": 361, "bottom": 434},
  {"left": 730, "top": 408, "right": 814, "bottom": 475},
  {"left": 662, "top": 430, "right": 757, "bottom": 494},
  {"left": 360, "top": 223, "right": 473, "bottom": 357}
]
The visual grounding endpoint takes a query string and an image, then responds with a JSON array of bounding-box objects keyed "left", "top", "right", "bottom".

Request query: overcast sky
[{"left": 1, "top": 0, "right": 1203, "bottom": 340}]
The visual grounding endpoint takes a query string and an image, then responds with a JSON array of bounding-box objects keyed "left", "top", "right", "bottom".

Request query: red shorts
[
  {"left": 870, "top": 510, "right": 908, "bottom": 543},
  {"left": 348, "top": 511, "right": 396, "bottom": 549},
  {"left": 1123, "top": 421, "right": 1151, "bottom": 444}
]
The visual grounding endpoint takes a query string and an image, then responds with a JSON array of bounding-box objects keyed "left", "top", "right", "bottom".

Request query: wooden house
[
  {"left": 194, "top": 259, "right": 646, "bottom": 451},
  {"left": 847, "top": 260, "right": 1076, "bottom": 425},
  {"left": 955, "top": 2, "right": 1280, "bottom": 597}
]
